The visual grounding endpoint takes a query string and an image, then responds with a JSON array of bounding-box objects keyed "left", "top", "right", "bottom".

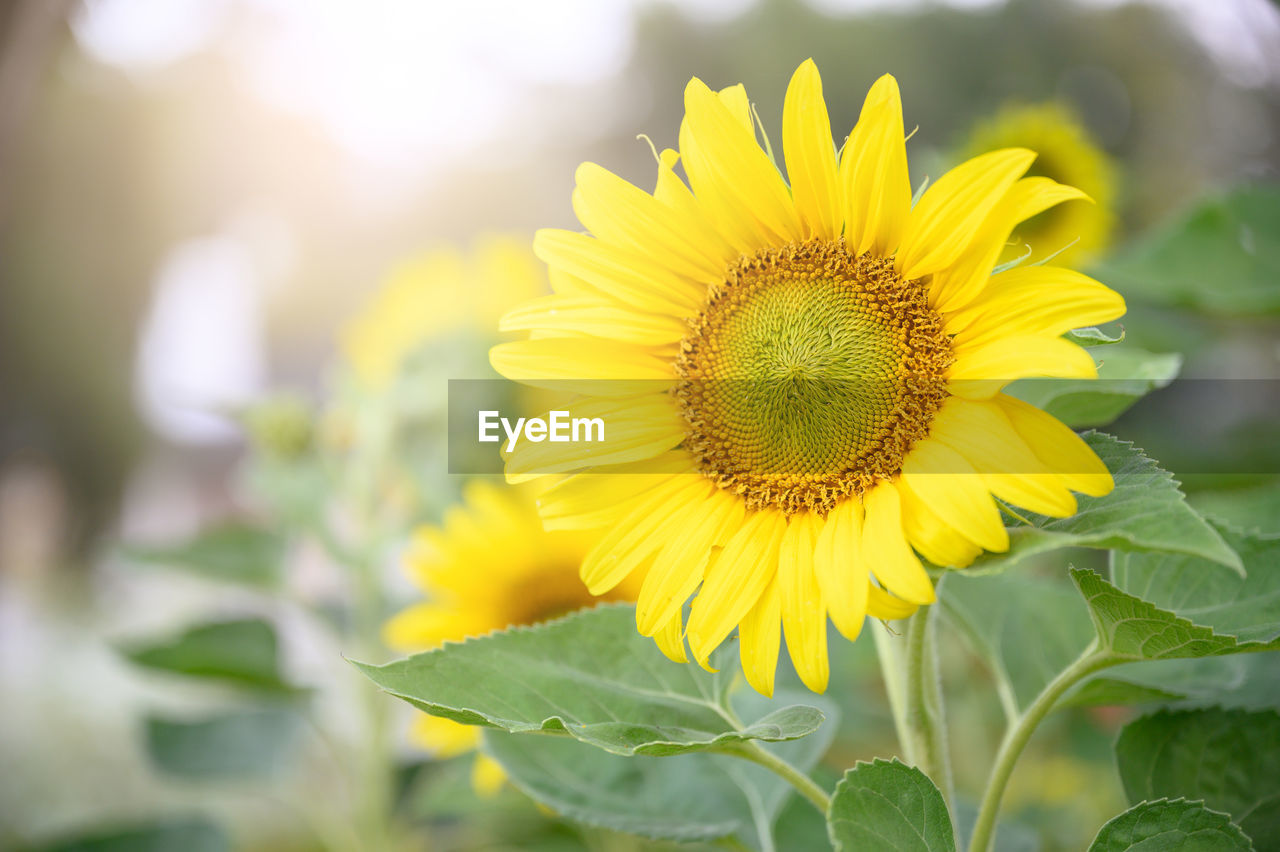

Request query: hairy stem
[
  {"left": 969, "top": 642, "right": 1117, "bottom": 852},
  {"left": 730, "top": 740, "right": 832, "bottom": 815},
  {"left": 903, "top": 601, "right": 954, "bottom": 808}
]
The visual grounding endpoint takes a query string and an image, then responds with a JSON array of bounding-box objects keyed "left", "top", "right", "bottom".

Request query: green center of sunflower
[{"left": 675, "top": 240, "right": 953, "bottom": 515}]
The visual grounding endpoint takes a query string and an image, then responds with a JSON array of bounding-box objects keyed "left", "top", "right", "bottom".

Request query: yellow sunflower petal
[
  {"left": 537, "top": 456, "right": 695, "bottom": 531},
  {"left": 490, "top": 338, "right": 675, "bottom": 392},
  {"left": 580, "top": 477, "right": 706, "bottom": 594},
  {"left": 861, "top": 482, "right": 935, "bottom": 604},
  {"left": 900, "top": 439, "right": 1009, "bottom": 553},
  {"left": 928, "top": 396, "right": 1077, "bottom": 517},
  {"left": 946, "top": 266, "right": 1125, "bottom": 347},
  {"left": 995, "top": 393, "right": 1114, "bottom": 496},
  {"left": 948, "top": 335, "right": 1097, "bottom": 398},
  {"left": 500, "top": 294, "right": 691, "bottom": 345},
  {"left": 783, "top": 59, "right": 841, "bottom": 240},
  {"left": 382, "top": 604, "right": 496, "bottom": 652},
  {"left": 637, "top": 487, "right": 745, "bottom": 636},
  {"left": 686, "top": 509, "right": 787, "bottom": 664},
  {"left": 866, "top": 584, "right": 919, "bottom": 620},
  {"left": 533, "top": 228, "right": 703, "bottom": 316},
  {"left": 841, "top": 74, "right": 911, "bottom": 256},
  {"left": 652, "top": 606, "right": 689, "bottom": 663},
  {"left": 778, "top": 513, "right": 829, "bottom": 693},
  {"left": 504, "top": 394, "right": 686, "bottom": 477},
  {"left": 896, "top": 148, "right": 1036, "bottom": 279},
  {"left": 471, "top": 753, "right": 506, "bottom": 797},
  {"left": 930, "top": 177, "right": 1090, "bottom": 313},
  {"left": 812, "top": 498, "right": 869, "bottom": 640},
  {"left": 680, "top": 77, "right": 803, "bottom": 251},
  {"left": 738, "top": 578, "right": 781, "bottom": 697},
  {"left": 571, "top": 163, "right": 728, "bottom": 284},
  {"left": 900, "top": 490, "right": 984, "bottom": 568}
]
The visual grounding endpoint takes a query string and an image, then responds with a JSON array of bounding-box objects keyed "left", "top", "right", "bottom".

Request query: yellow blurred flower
[
  {"left": 384, "top": 480, "right": 639, "bottom": 791},
  {"left": 340, "top": 235, "right": 547, "bottom": 388},
  {"left": 962, "top": 102, "right": 1117, "bottom": 265}
]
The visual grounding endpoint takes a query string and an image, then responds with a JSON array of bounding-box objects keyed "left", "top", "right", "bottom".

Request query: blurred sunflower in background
[
  {"left": 961, "top": 102, "right": 1117, "bottom": 266},
  {"left": 492, "top": 59, "right": 1124, "bottom": 696},
  {"left": 384, "top": 480, "right": 641, "bottom": 793},
  {"left": 341, "top": 235, "right": 548, "bottom": 389}
]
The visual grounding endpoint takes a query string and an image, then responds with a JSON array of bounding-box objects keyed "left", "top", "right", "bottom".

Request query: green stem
[
  {"left": 968, "top": 642, "right": 1117, "bottom": 852},
  {"left": 730, "top": 740, "right": 832, "bottom": 815},
  {"left": 903, "top": 602, "right": 953, "bottom": 808},
  {"left": 871, "top": 619, "right": 909, "bottom": 755}
]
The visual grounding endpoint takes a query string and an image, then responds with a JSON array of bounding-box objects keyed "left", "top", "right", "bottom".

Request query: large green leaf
[
  {"left": 1087, "top": 799, "right": 1252, "bottom": 851},
  {"left": 946, "top": 532, "right": 1277, "bottom": 714},
  {"left": 484, "top": 691, "right": 837, "bottom": 850},
  {"left": 120, "top": 618, "right": 295, "bottom": 693},
  {"left": 1115, "top": 708, "right": 1280, "bottom": 849},
  {"left": 122, "top": 524, "right": 285, "bottom": 587},
  {"left": 827, "top": 760, "right": 955, "bottom": 852},
  {"left": 144, "top": 707, "right": 302, "bottom": 779},
  {"left": 354, "top": 604, "right": 825, "bottom": 756},
  {"left": 1111, "top": 522, "right": 1280, "bottom": 646},
  {"left": 33, "top": 819, "right": 229, "bottom": 852},
  {"left": 1072, "top": 566, "right": 1280, "bottom": 659},
  {"left": 967, "top": 433, "right": 1241, "bottom": 576},
  {"left": 1006, "top": 349, "right": 1181, "bottom": 428},
  {"left": 1098, "top": 184, "right": 1280, "bottom": 316}
]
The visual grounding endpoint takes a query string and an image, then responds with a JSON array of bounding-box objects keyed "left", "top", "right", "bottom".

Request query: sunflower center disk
[{"left": 675, "top": 240, "right": 953, "bottom": 515}]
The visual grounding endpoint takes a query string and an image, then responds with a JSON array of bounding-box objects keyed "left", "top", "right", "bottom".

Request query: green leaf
[
  {"left": 122, "top": 524, "right": 285, "bottom": 587},
  {"left": 827, "top": 759, "right": 955, "bottom": 852},
  {"left": 1087, "top": 799, "right": 1252, "bottom": 851},
  {"left": 1065, "top": 327, "right": 1126, "bottom": 347},
  {"left": 120, "top": 618, "right": 296, "bottom": 693},
  {"left": 1072, "top": 566, "right": 1279, "bottom": 660},
  {"left": 484, "top": 691, "right": 837, "bottom": 850},
  {"left": 1098, "top": 184, "right": 1280, "bottom": 316},
  {"left": 967, "top": 433, "right": 1241, "bottom": 576},
  {"left": 353, "top": 604, "right": 825, "bottom": 757},
  {"left": 144, "top": 707, "right": 301, "bottom": 779},
  {"left": 34, "top": 818, "right": 229, "bottom": 852},
  {"left": 1110, "top": 522, "right": 1280, "bottom": 648},
  {"left": 944, "top": 563, "right": 1273, "bottom": 715},
  {"left": 1116, "top": 708, "right": 1280, "bottom": 849},
  {"left": 1006, "top": 349, "right": 1181, "bottom": 428}
]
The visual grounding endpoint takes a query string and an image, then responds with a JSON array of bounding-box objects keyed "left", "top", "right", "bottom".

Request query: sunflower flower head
[
  {"left": 961, "top": 101, "right": 1117, "bottom": 265},
  {"left": 491, "top": 60, "right": 1125, "bottom": 696},
  {"left": 384, "top": 481, "right": 641, "bottom": 784}
]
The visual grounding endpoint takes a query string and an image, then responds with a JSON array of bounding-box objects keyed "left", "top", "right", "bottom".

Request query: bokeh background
[{"left": 2, "top": 0, "right": 1278, "bottom": 850}]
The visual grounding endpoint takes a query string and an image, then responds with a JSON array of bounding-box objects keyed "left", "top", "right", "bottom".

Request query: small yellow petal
[
  {"left": 840, "top": 74, "right": 911, "bottom": 256},
  {"left": 948, "top": 335, "right": 1097, "bottom": 398},
  {"left": 652, "top": 606, "right": 689, "bottom": 664},
  {"left": 778, "top": 513, "right": 829, "bottom": 693},
  {"left": 995, "top": 394, "right": 1114, "bottom": 497},
  {"left": 897, "top": 148, "right": 1036, "bottom": 279},
  {"left": 686, "top": 509, "right": 787, "bottom": 664},
  {"left": 783, "top": 59, "right": 841, "bottom": 240},
  {"left": 738, "top": 578, "right": 781, "bottom": 697},
  {"left": 901, "top": 439, "right": 1009, "bottom": 553},
  {"left": 812, "top": 498, "right": 869, "bottom": 640},
  {"left": 637, "top": 488, "right": 745, "bottom": 635},
  {"left": 861, "top": 482, "right": 935, "bottom": 604},
  {"left": 946, "top": 266, "right": 1125, "bottom": 347}
]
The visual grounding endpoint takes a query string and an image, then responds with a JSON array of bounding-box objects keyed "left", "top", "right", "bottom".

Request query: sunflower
[
  {"left": 490, "top": 60, "right": 1124, "bottom": 696},
  {"left": 384, "top": 480, "right": 641, "bottom": 791},
  {"left": 962, "top": 102, "right": 1117, "bottom": 265},
  {"left": 341, "top": 235, "right": 546, "bottom": 388}
]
